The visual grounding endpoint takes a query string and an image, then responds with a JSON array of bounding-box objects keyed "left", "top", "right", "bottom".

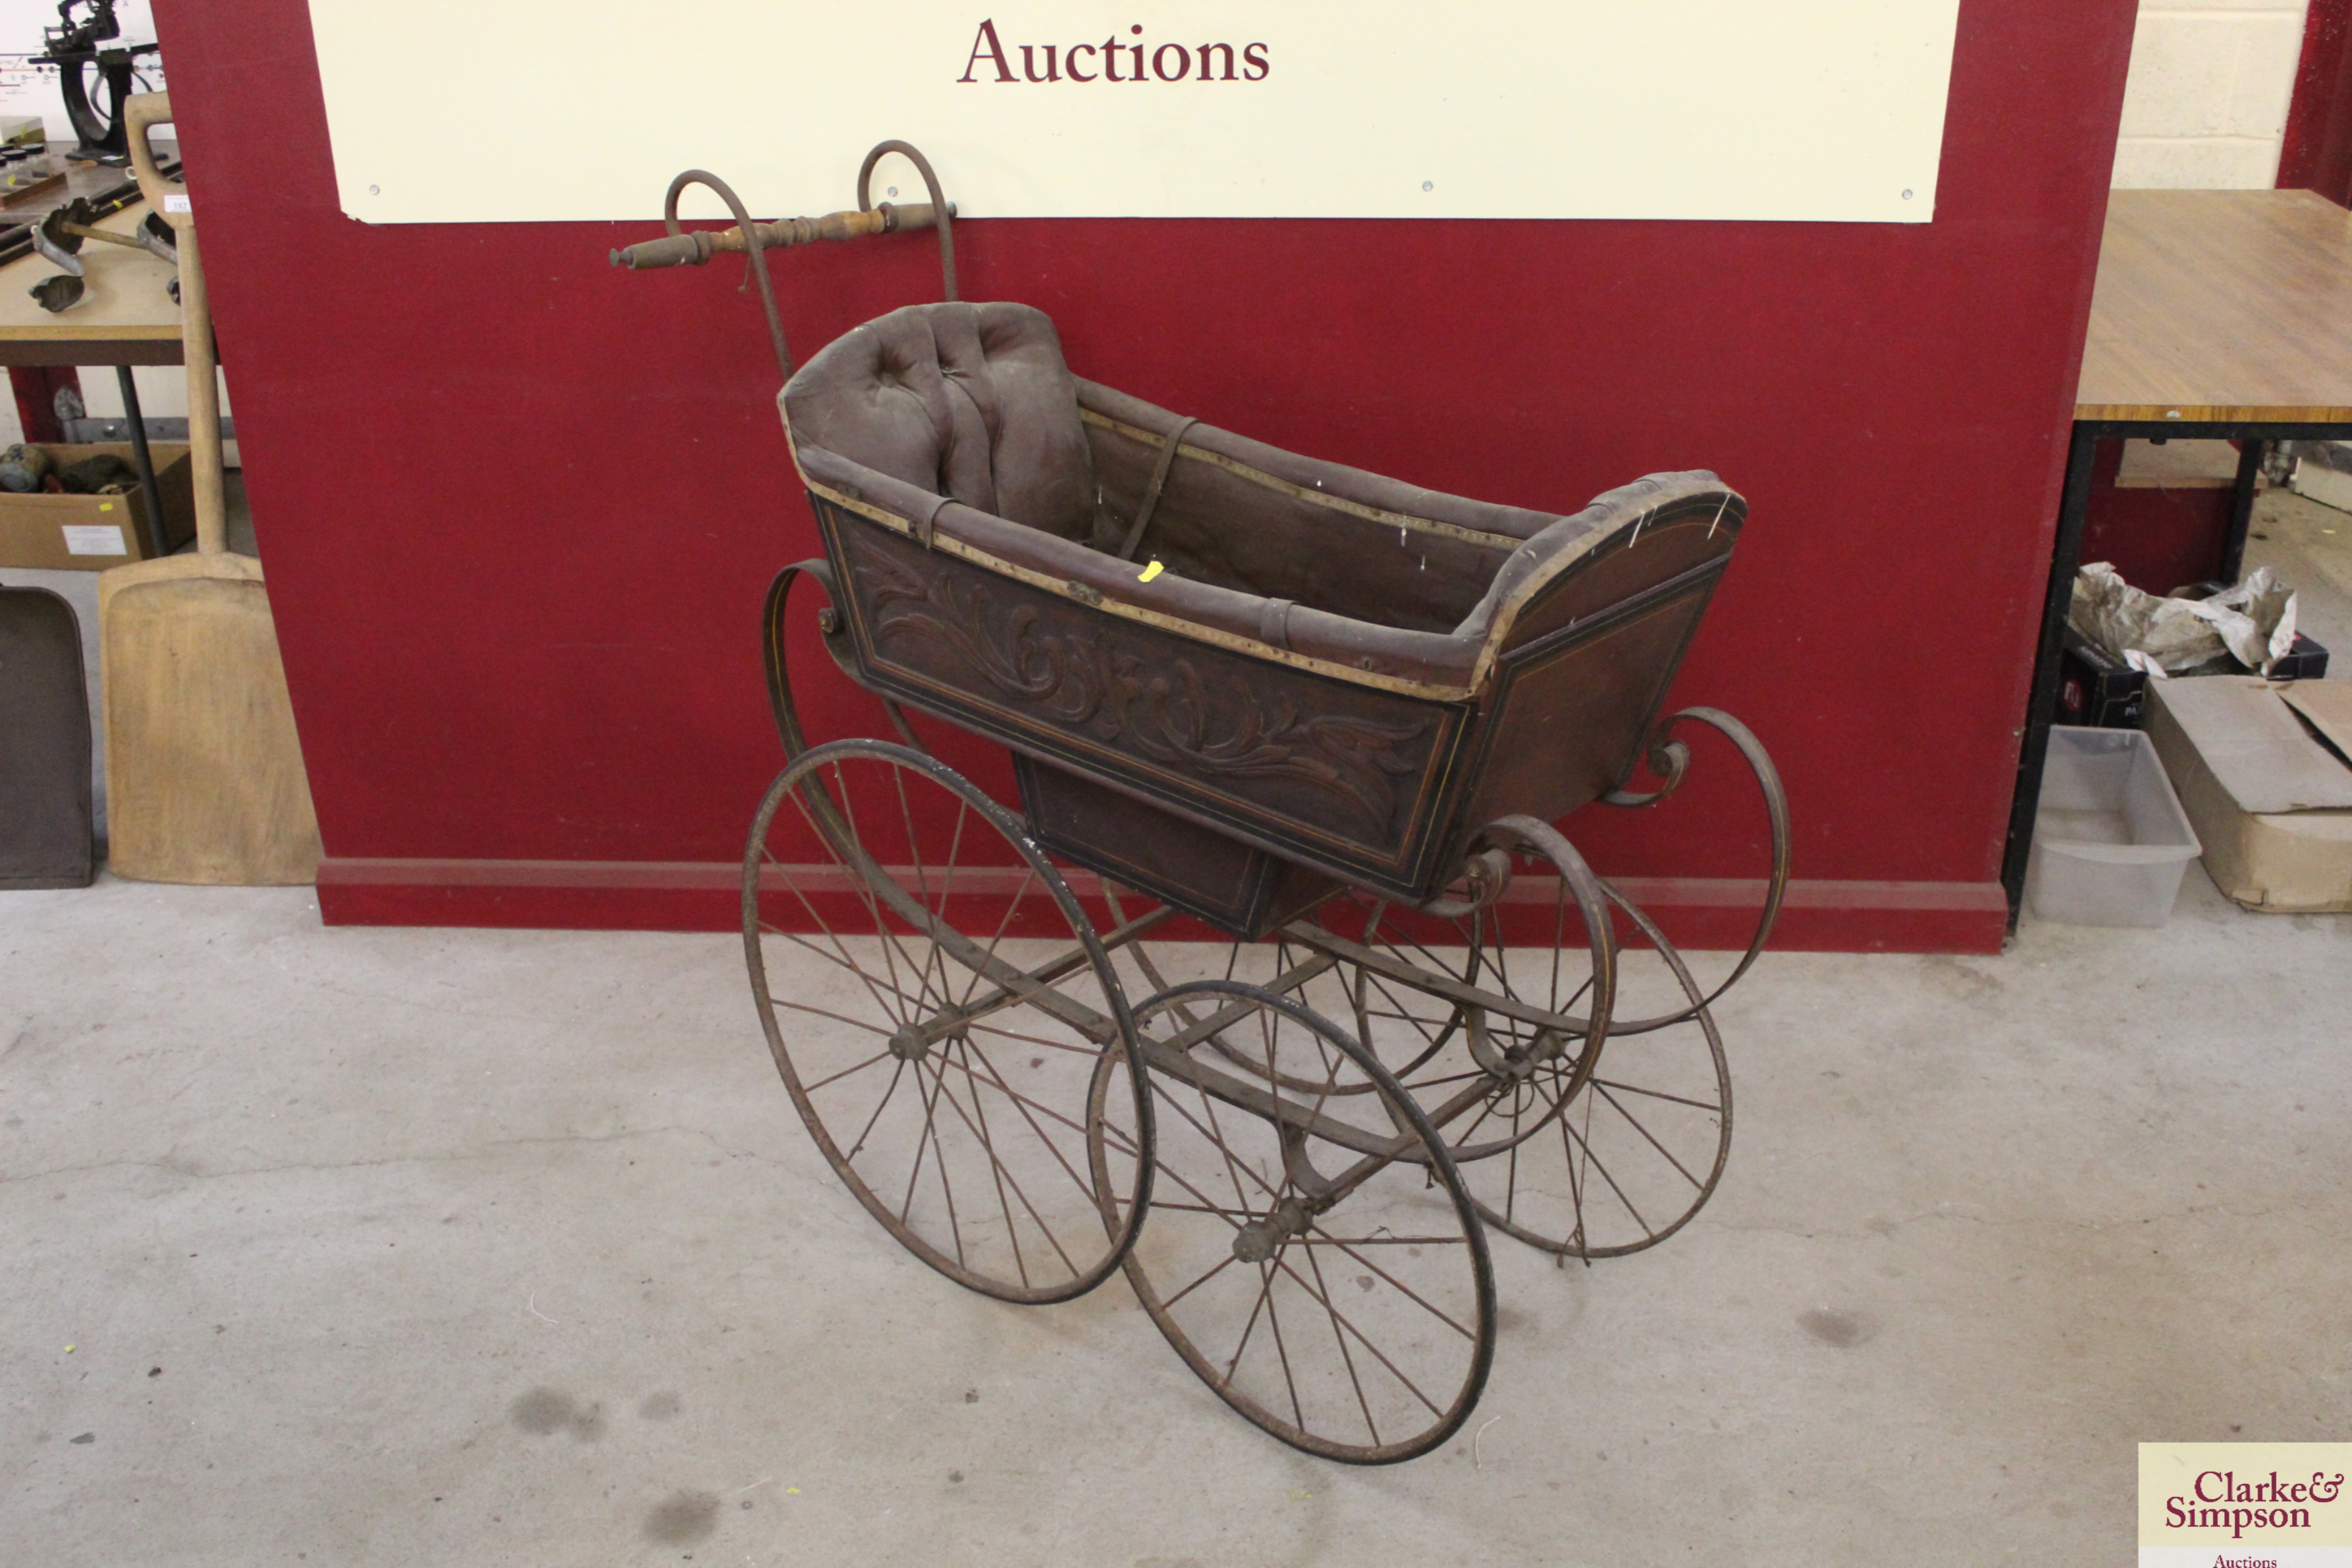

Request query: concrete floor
[
  {"left": 3, "top": 871, "right": 2347, "bottom": 1566},
  {"left": 2247, "top": 485, "right": 2352, "bottom": 657}
]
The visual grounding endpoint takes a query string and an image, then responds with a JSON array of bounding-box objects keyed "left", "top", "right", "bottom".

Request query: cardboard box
[
  {"left": 2145, "top": 676, "right": 2352, "bottom": 912},
  {"left": 0, "top": 443, "right": 196, "bottom": 570}
]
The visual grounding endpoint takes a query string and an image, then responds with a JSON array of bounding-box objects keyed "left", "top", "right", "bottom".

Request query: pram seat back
[{"left": 782, "top": 301, "right": 1097, "bottom": 542}]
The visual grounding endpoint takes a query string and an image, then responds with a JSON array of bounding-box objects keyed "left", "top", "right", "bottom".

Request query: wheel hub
[
  {"left": 887, "top": 1024, "right": 930, "bottom": 1063},
  {"left": 1231, "top": 1195, "right": 1312, "bottom": 1263}
]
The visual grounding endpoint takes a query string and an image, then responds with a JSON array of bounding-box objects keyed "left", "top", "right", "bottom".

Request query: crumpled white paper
[{"left": 2070, "top": 562, "right": 2300, "bottom": 677}]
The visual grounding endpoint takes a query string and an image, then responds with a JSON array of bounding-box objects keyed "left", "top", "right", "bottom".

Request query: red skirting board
[
  {"left": 314, "top": 858, "right": 2009, "bottom": 956},
  {"left": 154, "top": 0, "right": 2138, "bottom": 954}
]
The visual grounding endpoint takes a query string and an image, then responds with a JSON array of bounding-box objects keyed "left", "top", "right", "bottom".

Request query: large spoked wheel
[
  {"left": 743, "top": 739, "right": 1155, "bottom": 1303},
  {"left": 1088, "top": 981, "right": 1496, "bottom": 1465},
  {"left": 1463, "top": 882, "right": 1731, "bottom": 1259}
]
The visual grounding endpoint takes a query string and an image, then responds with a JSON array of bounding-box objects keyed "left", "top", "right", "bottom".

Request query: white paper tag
[
  {"left": 162, "top": 192, "right": 191, "bottom": 213},
  {"left": 63, "top": 524, "right": 127, "bottom": 556}
]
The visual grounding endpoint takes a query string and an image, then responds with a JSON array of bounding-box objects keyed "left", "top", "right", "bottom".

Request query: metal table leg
[
  {"left": 2217, "top": 437, "right": 2264, "bottom": 586},
  {"left": 2000, "top": 422, "right": 2104, "bottom": 924},
  {"left": 114, "top": 364, "right": 169, "bottom": 558}
]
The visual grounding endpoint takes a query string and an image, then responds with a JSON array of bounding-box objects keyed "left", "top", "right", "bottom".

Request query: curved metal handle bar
[
  {"left": 856, "top": 139, "right": 958, "bottom": 303},
  {"left": 763, "top": 559, "right": 929, "bottom": 762},
  {"left": 1600, "top": 738, "right": 1691, "bottom": 808},
  {"left": 665, "top": 169, "right": 793, "bottom": 383},
  {"left": 1592, "top": 705, "right": 1790, "bottom": 1034}
]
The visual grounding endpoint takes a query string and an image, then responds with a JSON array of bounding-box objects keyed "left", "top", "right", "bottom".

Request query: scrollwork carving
[{"left": 859, "top": 551, "right": 1427, "bottom": 833}]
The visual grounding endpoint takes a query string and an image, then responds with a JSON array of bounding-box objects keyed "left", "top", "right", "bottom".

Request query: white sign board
[{"left": 308, "top": 1, "right": 1960, "bottom": 225}]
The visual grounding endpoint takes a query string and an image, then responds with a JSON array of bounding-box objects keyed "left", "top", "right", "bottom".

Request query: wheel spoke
[
  {"left": 1145, "top": 1200, "right": 1255, "bottom": 1221},
  {"left": 801, "top": 1046, "right": 894, "bottom": 1093},
  {"left": 907, "top": 1058, "right": 967, "bottom": 1267},
  {"left": 1260, "top": 1246, "right": 1308, "bottom": 1431},
  {"left": 1302, "top": 1221, "right": 1479, "bottom": 1343},
  {"left": 764, "top": 925, "right": 935, "bottom": 1020},
  {"left": 809, "top": 775, "right": 926, "bottom": 1029},
  {"left": 893, "top": 764, "right": 962, "bottom": 1027},
  {"left": 831, "top": 761, "right": 949, "bottom": 1022},
  {"left": 1561, "top": 1113, "right": 1651, "bottom": 1239},
  {"left": 1590, "top": 1080, "right": 1708, "bottom": 1192},
  {"left": 933, "top": 1042, "right": 1107, "bottom": 1148},
  {"left": 1265, "top": 1249, "right": 1446, "bottom": 1420},
  {"left": 845, "top": 1058, "right": 908, "bottom": 1162},
  {"left": 928, "top": 1041, "right": 1081, "bottom": 1279},
  {"left": 1303, "top": 1239, "right": 1380, "bottom": 1449},
  {"left": 1587, "top": 1076, "right": 1723, "bottom": 1114},
  {"left": 1220, "top": 1261, "right": 1279, "bottom": 1387},
  {"left": 954, "top": 1035, "right": 1032, "bottom": 1289},
  {"left": 958, "top": 863, "right": 1040, "bottom": 1012},
  {"left": 966, "top": 1021, "right": 1101, "bottom": 1056},
  {"left": 1149, "top": 1078, "right": 1283, "bottom": 1207},
  {"left": 1161, "top": 1251, "right": 1241, "bottom": 1310},
  {"left": 764, "top": 831, "right": 911, "bottom": 1027},
  {"left": 771, "top": 994, "right": 895, "bottom": 1040},
  {"left": 933, "top": 1036, "right": 1101, "bottom": 1209}
]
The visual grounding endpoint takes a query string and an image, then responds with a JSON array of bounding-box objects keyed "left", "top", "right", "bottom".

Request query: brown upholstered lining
[
  {"left": 781, "top": 302, "right": 1096, "bottom": 540},
  {"left": 781, "top": 302, "right": 1745, "bottom": 696}
]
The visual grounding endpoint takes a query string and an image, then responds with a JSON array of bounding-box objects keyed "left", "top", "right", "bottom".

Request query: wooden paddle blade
[{"left": 100, "top": 567, "right": 321, "bottom": 886}]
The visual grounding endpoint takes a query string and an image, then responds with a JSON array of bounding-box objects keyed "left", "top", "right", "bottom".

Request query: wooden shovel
[{"left": 97, "top": 93, "right": 319, "bottom": 884}]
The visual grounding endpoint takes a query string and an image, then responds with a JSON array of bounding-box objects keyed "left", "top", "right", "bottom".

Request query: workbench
[
  {"left": 2003, "top": 188, "right": 2352, "bottom": 918},
  {"left": 0, "top": 189, "right": 184, "bottom": 555}
]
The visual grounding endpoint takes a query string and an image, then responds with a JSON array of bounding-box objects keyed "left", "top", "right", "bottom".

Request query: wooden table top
[
  {"left": 2078, "top": 188, "right": 2352, "bottom": 423},
  {"left": 0, "top": 196, "right": 182, "bottom": 366}
]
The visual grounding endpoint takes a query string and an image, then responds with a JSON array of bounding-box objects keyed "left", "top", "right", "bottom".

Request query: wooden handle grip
[
  {"left": 609, "top": 201, "right": 951, "bottom": 269},
  {"left": 123, "top": 93, "right": 185, "bottom": 227}
]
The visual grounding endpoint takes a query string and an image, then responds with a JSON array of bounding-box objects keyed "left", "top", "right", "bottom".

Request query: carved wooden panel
[{"left": 821, "top": 504, "right": 1471, "bottom": 890}]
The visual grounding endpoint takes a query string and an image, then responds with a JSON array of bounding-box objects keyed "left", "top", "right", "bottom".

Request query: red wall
[
  {"left": 154, "top": 0, "right": 2139, "bottom": 952},
  {"left": 2079, "top": 441, "right": 2238, "bottom": 596},
  {"left": 2281, "top": 0, "right": 2352, "bottom": 204}
]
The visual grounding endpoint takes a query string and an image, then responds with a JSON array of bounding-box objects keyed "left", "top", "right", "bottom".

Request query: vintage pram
[{"left": 617, "top": 145, "right": 1789, "bottom": 1464}]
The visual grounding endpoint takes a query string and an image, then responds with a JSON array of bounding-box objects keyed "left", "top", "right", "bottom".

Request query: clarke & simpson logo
[
  {"left": 2140, "top": 1444, "right": 2352, "bottom": 1568},
  {"left": 2165, "top": 1469, "right": 2345, "bottom": 1539}
]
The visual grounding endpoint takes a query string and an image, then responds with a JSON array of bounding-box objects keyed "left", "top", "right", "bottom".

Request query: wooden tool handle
[
  {"left": 609, "top": 201, "right": 950, "bottom": 269},
  {"left": 125, "top": 91, "right": 225, "bottom": 557},
  {"left": 124, "top": 93, "right": 186, "bottom": 229},
  {"left": 178, "top": 225, "right": 225, "bottom": 556}
]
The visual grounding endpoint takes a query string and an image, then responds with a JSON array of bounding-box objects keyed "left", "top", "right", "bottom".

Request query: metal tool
[
  {"left": 29, "top": 0, "right": 158, "bottom": 164},
  {"left": 28, "top": 273, "right": 83, "bottom": 312},
  {"left": 32, "top": 196, "right": 176, "bottom": 276}
]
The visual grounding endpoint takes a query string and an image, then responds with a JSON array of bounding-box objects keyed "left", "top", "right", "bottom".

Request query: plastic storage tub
[{"left": 2027, "top": 725, "right": 2202, "bottom": 927}]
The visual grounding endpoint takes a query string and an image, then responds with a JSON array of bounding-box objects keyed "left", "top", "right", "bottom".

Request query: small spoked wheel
[
  {"left": 1107, "top": 817, "right": 1618, "bottom": 1168},
  {"left": 742, "top": 739, "right": 1154, "bottom": 1303},
  {"left": 1088, "top": 981, "right": 1495, "bottom": 1464},
  {"left": 1463, "top": 883, "right": 1731, "bottom": 1259}
]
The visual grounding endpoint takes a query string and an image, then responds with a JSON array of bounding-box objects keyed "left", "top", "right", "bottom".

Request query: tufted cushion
[{"left": 782, "top": 302, "right": 1096, "bottom": 540}]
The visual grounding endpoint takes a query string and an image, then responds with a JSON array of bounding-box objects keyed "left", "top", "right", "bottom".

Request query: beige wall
[{"left": 2114, "top": 0, "right": 2311, "bottom": 187}]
